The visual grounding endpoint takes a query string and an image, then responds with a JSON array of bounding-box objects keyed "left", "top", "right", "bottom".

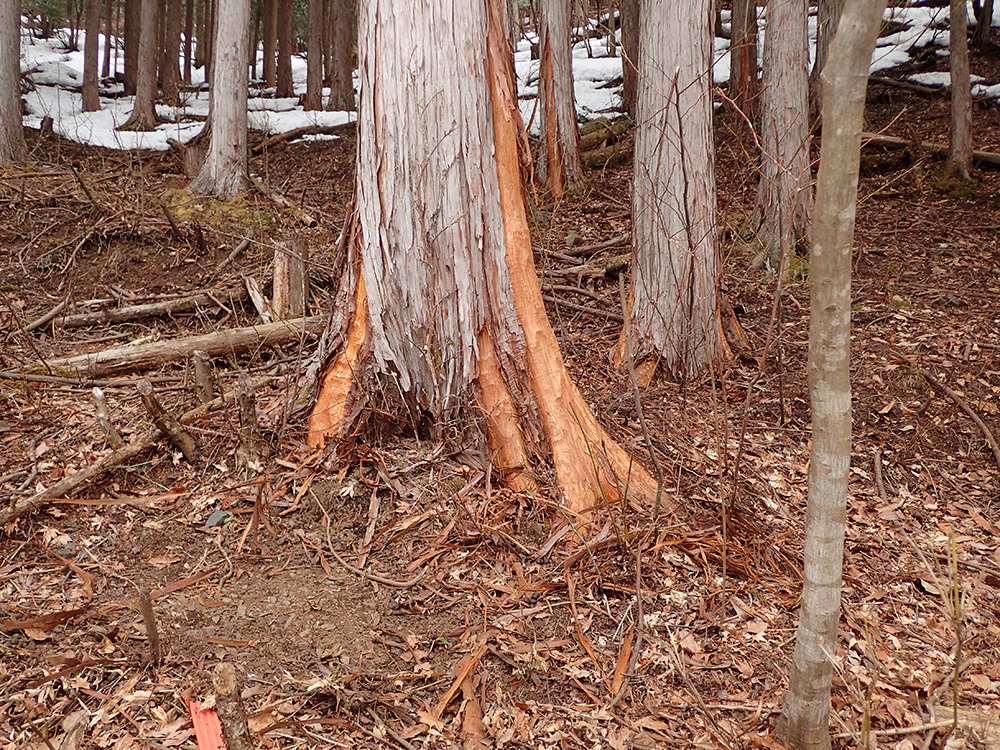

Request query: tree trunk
[
  {"left": 538, "top": 0, "right": 582, "bottom": 198},
  {"left": 276, "top": 0, "right": 294, "bottom": 97},
  {"left": 102, "top": 0, "right": 113, "bottom": 78},
  {"left": 308, "top": 0, "right": 658, "bottom": 515},
  {"left": 205, "top": 0, "right": 216, "bottom": 80},
  {"left": 183, "top": 0, "right": 193, "bottom": 81},
  {"left": 973, "top": 0, "right": 994, "bottom": 49},
  {"left": 758, "top": 0, "right": 812, "bottom": 272},
  {"left": 261, "top": 0, "right": 276, "bottom": 85},
  {"left": 505, "top": 0, "right": 519, "bottom": 47},
  {"left": 322, "top": 0, "right": 332, "bottom": 85},
  {"left": 626, "top": 0, "right": 721, "bottom": 378},
  {"left": 728, "top": 0, "right": 760, "bottom": 126},
  {"left": 249, "top": 0, "right": 261, "bottom": 75},
  {"left": 303, "top": 0, "right": 323, "bottom": 109},
  {"left": 119, "top": 0, "right": 159, "bottom": 130},
  {"left": 83, "top": 0, "right": 102, "bottom": 111},
  {"left": 327, "top": 0, "right": 354, "bottom": 109},
  {"left": 619, "top": 0, "right": 638, "bottom": 116},
  {"left": 160, "top": 0, "right": 183, "bottom": 105},
  {"left": 775, "top": 3, "right": 888, "bottom": 749},
  {"left": 947, "top": 0, "right": 973, "bottom": 180},
  {"left": 124, "top": 0, "right": 140, "bottom": 93},
  {"left": 195, "top": 0, "right": 206, "bottom": 68},
  {"left": 189, "top": 0, "right": 250, "bottom": 199},
  {"left": 811, "top": 0, "right": 845, "bottom": 112},
  {"left": 0, "top": 0, "right": 26, "bottom": 165}
]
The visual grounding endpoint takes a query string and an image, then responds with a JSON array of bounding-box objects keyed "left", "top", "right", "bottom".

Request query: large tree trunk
[
  {"left": 811, "top": 0, "right": 845, "bottom": 113},
  {"left": 303, "top": 0, "right": 323, "bottom": 109},
  {"left": 276, "top": 0, "right": 294, "bottom": 97},
  {"left": 0, "top": 0, "right": 26, "bottom": 165},
  {"left": 124, "top": 0, "right": 140, "bottom": 94},
  {"left": 308, "top": 0, "right": 657, "bottom": 515},
  {"left": 775, "top": 2, "right": 888, "bottom": 749},
  {"left": 626, "top": 0, "right": 721, "bottom": 379},
  {"left": 728, "top": 0, "right": 760, "bottom": 126},
  {"left": 189, "top": 0, "right": 250, "bottom": 199},
  {"left": 538, "top": 0, "right": 582, "bottom": 198},
  {"left": 82, "top": 0, "right": 102, "bottom": 111},
  {"left": 326, "top": 0, "right": 354, "bottom": 109},
  {"left": 947, "top": 0, "right": 973, "bottom": 180},
  {"left": 119, "top": 0, "right": 159, "bottom": 130},
  {"left": 758, "top": 0, "right": 812, "bottom": 273},
  {"left": 619, "top": 0, "right": 638, "bottom": 116},
  {"left": 261, "top": 0, "right": 276, "bottom": 86},
  {"left": 160, "top": 0, "right": 183, "bottom": 105}
]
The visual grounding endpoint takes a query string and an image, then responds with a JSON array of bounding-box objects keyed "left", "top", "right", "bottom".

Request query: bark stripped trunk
[
  {"left": 0, "top": 0, "right": 26, "bottom": 164},
  {"left": 261, "top": 0, "right": 276, "bottom": 85},
  {"left": 776, "top": 2, "right": 888, "bottom": 748},
  {"left": 119, "top": 0, "right": 159, "bottom": 130},
  {"left": 83, "top": 0, "right": 101, "bottom": 111},
  {"left": 626, "top": 0, "right": 721, "bottom": 378},
  {"left": 811, "top": 0, "right": 844, "bottom": 113},
  {"left": 303, "top": 0, "right": 323, "bottom": 109},
  {"left": 276, "top": 0, "right": 294, "bottom": 97},
  {"left": 308, "top": 0, "right": 657, "bottom": 515},
  {"left": 327, "top": 0, "right": 354, "bottom": 109},
  {"left": 758, "top": 0, "right": 812, "bottom": 272},
  {"left": 189, "top": 0, "right": 250, "bottom": 199},
  {"left": 619, "top": 0, "right": 638, "bottom": 116},
  {"left": 538, "top": 0, "right": 582, "bottom": 198},
  {"left": 947, "top": 0, "right": 973, "bottom": 180}
]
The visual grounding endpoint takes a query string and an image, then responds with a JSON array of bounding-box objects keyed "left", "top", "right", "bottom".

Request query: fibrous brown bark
[
  {"left": 626, "top": 0, "right": 722, "bottom": 378},
  {"left": 124, "top": 0, "right": 140, "bottom": 94},
  {"left": 119, "top": 0, "right": 159, "bottom": 130},
  {"left": 775, "top": 2, "right": 888, "bottom": 749},
  {"left": 728, "top": 0, "right": 760, "bottom": 126},
  {"left": 276, "top": 0, "right": 294, "bottom": 97},
  {"left": 102, "top": 0, "right": 113, "bottom": 78},
  {"left": 0, "top": 0, "right": 27, "bottom": 164},
  {"left": 83, "top": 0, "right": 102, "bottom": 111},
  {"left": 947, "top": 0, "right": 973, "bottom": 181},
  {"left": 538, "top": 0, "right": 583, "bottom": 198},
  {"left": 303, "top": 0, "right": 323, "bottom": 109},
  {"left": 973, "top": 0, "right": 994, "bottom": 49},
  {"left": 326, "top": 0, "right": 353, "bottom": 109},
  {"left": 183, "top": 0, "right": 193, "bottom": 81},
  {"left": 160, "top": 0, "right": 183, "bottom": 105},
  {"left": 308, "top": 0, "right": 657, "bottom": 515},
  {"left": 261, "top": 0, "right": 276, "bottom": 86},
  {"left": 619, "top": 0, "right": 638, "bottom": 116}
]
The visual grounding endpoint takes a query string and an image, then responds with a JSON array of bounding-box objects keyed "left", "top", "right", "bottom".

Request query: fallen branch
[
  {"left": 861, "top": 132, "right": 1000, "bottom": 169},
  {"left": 560, "top": 233, "right": 630, "bottom": 258},
  {"left": 21, "top": 298, "right": 69, "bottom": 333},
  {"left": 250, "top": 121, "right": 357, "bottom": 155},
  {"left": 53, "top": 286, "right": 249, "bottom": 329},
  {"left": 32, "top": 316, "right": 327, "bottom": 378},
  {"left": 869, "top": 75, "right": 941, "bottom": 95}
]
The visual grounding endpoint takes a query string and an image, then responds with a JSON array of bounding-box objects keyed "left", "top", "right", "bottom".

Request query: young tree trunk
[
  {"left": 195, "top": 0, "right": 206, "bottom": 68},
  {"left": 810, "top": 0, "right": 845, "bottom": 112},
  {"left": 947, "top": 0, "right": 973, "bottom": 180},
  {"left": 249, "top": 0, "right": 261, "bottom": 75},
  {"left": 189, "top": 0, "right": 250, "bottom": 199},
  {"left": 775, "top": 3, "right": 888, "bottom": 749},
  {"left": 303, "top": 0, "right": 323, "bottom": 109},
  {"left": 504, "top": 0, "right": 519, "bottom": 47},
  {"left": 322, "top": 0, "right": 332, "bottom": 85},
  {"left": 205, "top": 0, "right": 216, "bottom": 79},
  {"left": 183, "top": 0, "right": 193, "bottom": 81},
  {"left": 619, "top": 0, "right": 638, "bottom": 116},
  {"left": 276, "top": 0, "right": 294, "bottom": 97},
  {"left": 728, "top": 0, "right": 760, "bottom": 126},
  {"left": 326, "top": 0, "right": 354, "bottom": 108},
  {"left": 124, "top": 0, "right": 140, "bottom": 93},
  {"left": 973, "top": 0, "right": 994, "bottom": 50},
  {"left": 83, "top": 0, "right": 102, "bottom": 111},
  {"left": 308, "top": 0, "right": 658, "bottom": 515},
  {"left": 538, "top": 0, "right": 582, "bottom": 198},
  {"left": 758, "top": 0, "right": 812, "bottom": 272},
  {"left": 626, "top": 0, "right": 721, "bottom": 378},
  {"left": 102, "top": 0, "right": 113, "bottom": 78},
  {"left": 0, "top": 0, "right": 27, "bottom": 165},
  {"left": 119, "top": 0, "right": 159, "bottom": 130},
  {"left": 160, "top": 0, "right": 183, "bottom": 105},
  {"left": 261, "top": 0, "right": 276, "bottom": 85}
]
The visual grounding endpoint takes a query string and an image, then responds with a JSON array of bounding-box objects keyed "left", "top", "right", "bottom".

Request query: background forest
[{"left": 2, "top": 1, "right": 1000, "bottom": 750}]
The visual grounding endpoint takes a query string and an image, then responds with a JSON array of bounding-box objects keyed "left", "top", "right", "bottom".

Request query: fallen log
[
  {"left": 861, "top": 132, "right": 1000, "bottom": 169},
  {"left": 31, "top": 316, "right": 327, "bottom": 378},
  {"left": 581, "top": 141, "right": 633, "bottom": 169},
  {"left": 53, "top": 286, "right": 249, "bottom": 329},
  {"left": 250, "top": 121, "right": 357, "bottom": 155}
]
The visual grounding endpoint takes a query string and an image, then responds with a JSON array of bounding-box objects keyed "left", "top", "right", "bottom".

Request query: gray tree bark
[
  {"left": 947, "top": 0, "right": 973, "bottom": 180},
  {"left": 83, "top": 0, "right": 102, "bottom": 111},
  {"left": 758, "top": 0, "right": 812, "bottom": 272},
  {"left": 119, "top": 0, "right": 159, "bottom": 130},
  {"left": 775, "top": 2, "right": 888, "bottom": 748},
  {"left": 0, "top": 0, "right": 27, "bottom": 164},
  {"left": 538, "top": 0, "right": 582, "bottom": 198},
  {"left": 189, "top": 0, "right": 250, "bottom": 199},
  {"left": 627, "top": 0, "right": 721, "bottom": 378},
  {"left": 303, "top": 0, "right": 323, "bottom": 109}
]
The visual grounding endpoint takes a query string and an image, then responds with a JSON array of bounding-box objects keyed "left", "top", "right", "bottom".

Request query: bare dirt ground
[{"left": 3, "top": 61, "right": 1000, "bottom": 750}]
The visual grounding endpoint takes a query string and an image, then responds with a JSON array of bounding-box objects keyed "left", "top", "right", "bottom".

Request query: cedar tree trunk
[
  {"left": 308, "top": 0, "right": 657, "bottom": 515},
  {"left": 728, "top": 0, "right": 760, "bottom": 126},
  {"left": 538, "top": 0, "right": 582, "bottom": 198},
  {"left": 83, "top": 0, "right": 102, "bottom": 111},
  {"left": 276, "top": 0, "right": 294, "bottom": 97},
  {"left": 119, "top": 0, "right": 159, "bottom": 130},
  {"left": 0, "top": 0, "right": 26, "bottom": 164},
  {"left": 626, "top": 0, "right": 722, "bottom": 378},
  {"left": 811, "top": 0, "right": 844, "bottom": 112},
  {"left": 124, "top": 0, "right": 140, "bottom": 94},
  {"left": 947, "top": 0, "right": 973, "bottom": 180},
  {"left": 758, "top": 0, "right": 812, "bottom": 272},
  {"left": 303, "top": 0, "right": 323, "bottom": 109},
  {"left": 619, "top": 0, "right": 638, "bottom": 116},
  {"left": 160, "top": 0, "right": 183, "bottom": 105},
  {"left": 261, "top": 0, "right": 276, "bottom": 85},
  {"left": 775, "top": 2, "right": 888, "bottom": 748},
  {"left": 189, "top": 0, "right": 250, "bottom": 199},
  {"left": 326, "top": 0, "right": 354, "bottom": 109}
]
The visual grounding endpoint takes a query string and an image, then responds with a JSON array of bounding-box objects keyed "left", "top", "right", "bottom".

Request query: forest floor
[{"left": 3, "top": 66, "right": 1000, "bottom": 750}]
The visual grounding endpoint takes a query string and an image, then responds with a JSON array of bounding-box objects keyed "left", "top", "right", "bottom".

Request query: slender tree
[
  {"left": 811, "top": 0, "right": 845, "bottom": 111},
  {"left": 303, "top": 0, "right": 323, "bottom": 109},
  {"left": 102, "top": 0, "right": 113, "bottom": 79},
  {"left": 776, "top": 2, "right": 888, "bottom": 748},
  {"left": 619, "top": 0, "right": 638, "bottom": 116},
  {"left": 947, "top": 0, "right": 973, "bottom": 180},
  {"left": 276, "top": 0, "right": 294, "bottom": 97},
  {"left": 624, "top": 0, "right": 721, "bottom": 378},
  {"left": 307, "top": 0, "right": 657, "bottom": 514},
  {"left": 124, "top": 0, "right": 140, "bottom": 94},
  {"left": 0, "top": 0, "right": 27, "bottom": 165},
  {"left": 326, "top": 0, "right": 353, "bottom": 109},
  {"left": 183, "top": 0, "right": 193, "bottom": 81},
  {"left": 973, "top": 0, "right": 994, "bottom": 50},
  {"left": 758, "top": 0, "right": 813, "bottom": 272},
  {"left": 189, "top": 0, "right": 250, "bottom": 199},
  {"left": 160, "top": 0, "right": 183, "bottom": 105},
  {"left": 82, "top": 0, "right": 102, "bottom": 111},
  {"left": 537, "top": 0, "right": 582, "bottom": 198},
  {"left": 119, "top": 0, "right": 159, "bottom": 130},
  {"left": 261, "top": 0, "right": 276, "bottom": 86},
  {"left": 728, "top": 0, "right": 760, "bottom": 125}
]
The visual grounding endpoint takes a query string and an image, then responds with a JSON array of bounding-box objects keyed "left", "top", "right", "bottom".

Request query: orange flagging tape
[{"left": 189, "top": 701, "right": 227, "bottom": 750}]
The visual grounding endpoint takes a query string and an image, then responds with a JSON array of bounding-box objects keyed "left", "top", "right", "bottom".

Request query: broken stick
[{"left": 136, "top": 380, "right": 199, "bottom": 463}]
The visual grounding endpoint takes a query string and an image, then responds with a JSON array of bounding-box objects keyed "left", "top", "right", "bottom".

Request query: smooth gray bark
[
  {"left": 776, "top": 2, "right": 888, "bottom": 748},
  {"left": 0, "top": 0, "right": 27, "bottom": 164}
]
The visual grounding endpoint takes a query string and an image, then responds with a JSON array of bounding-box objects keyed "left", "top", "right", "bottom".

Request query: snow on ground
[{"left": 19, "top": 2, "right": 1000, "bottom": 151}]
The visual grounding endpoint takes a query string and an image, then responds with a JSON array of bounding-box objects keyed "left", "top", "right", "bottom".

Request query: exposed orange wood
[
  {"left": 539, "top": 42, "right": 564, "bottom": 199},
  {"left": 307, "top": 276, "right": 368, "bottom": 448}
]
